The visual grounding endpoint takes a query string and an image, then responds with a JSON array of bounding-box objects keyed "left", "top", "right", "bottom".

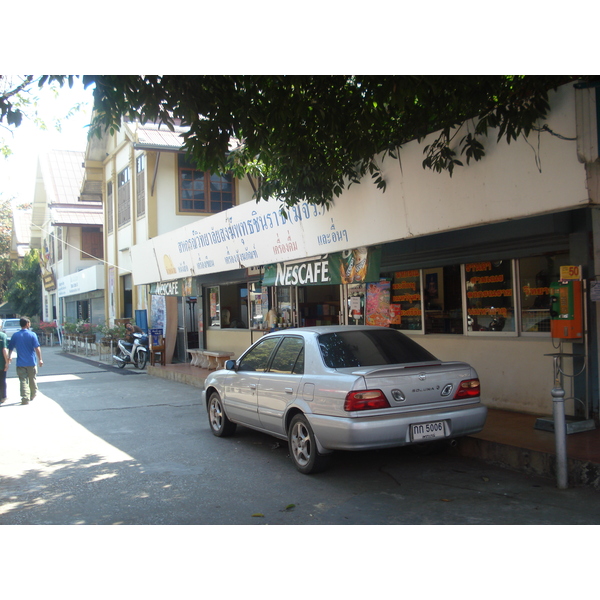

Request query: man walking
[
  {"left": 0, "top": 323, "right": 8, "bottom": 403},
  {"left": 8, "top": 317, "right": 43, "bottom": 405}
]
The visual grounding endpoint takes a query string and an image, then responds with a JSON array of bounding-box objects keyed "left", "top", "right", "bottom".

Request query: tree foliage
[
  {"left": 0, "top": 75, "right": 84, "bottom": 158},
  {"left": 0, "top": 197, "right": 13, "bottom": 301},
  {"left": 3, "top": 75, "right": 598, "bottom": 207},
  {"left": 5, "top": 249, "right": 42, "bottom": 318}
]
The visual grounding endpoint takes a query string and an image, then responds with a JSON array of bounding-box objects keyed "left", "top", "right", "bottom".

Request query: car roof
[{"left": 262, "top": 325, "right": 393, "bottom": 338}]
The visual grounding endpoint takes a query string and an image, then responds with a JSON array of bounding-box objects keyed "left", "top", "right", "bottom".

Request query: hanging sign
[
  {"left": 262, "top": 246, "right": 381, "bottom": 286},
  {"left": 559, "top": 265, "right": 582, "bottom": 282},
  {"left": 150, "top": 277, "right": 198, "bottom": 296}
]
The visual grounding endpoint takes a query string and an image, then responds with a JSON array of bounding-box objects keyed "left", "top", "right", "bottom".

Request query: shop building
[
  {"left": 127, "top": 82, "right": 600, "bottom": 421},
  {"left": 82, "top": 118, "right": 257, "bottom": 360},
  {"left": 30, "top": 150, "right": 104, "bottom": 326}
]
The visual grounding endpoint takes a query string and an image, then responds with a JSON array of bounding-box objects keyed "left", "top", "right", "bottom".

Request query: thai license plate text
[{"left": 411, "top": 421, "right": 446, "bottom": 441}]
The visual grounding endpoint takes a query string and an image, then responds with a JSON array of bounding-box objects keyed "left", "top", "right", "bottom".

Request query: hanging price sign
[{"left": 560, "top": 265, "right": 581, "bottom": 281}]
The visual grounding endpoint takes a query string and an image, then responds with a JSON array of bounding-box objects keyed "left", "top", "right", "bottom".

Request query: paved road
[{"left": 1, "top": 347, "right": 599, "bottom": 525}]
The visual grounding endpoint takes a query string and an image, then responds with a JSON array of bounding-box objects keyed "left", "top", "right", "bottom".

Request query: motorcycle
[{"left": 113, "top": 332, "right": 149, "bottom": 369}]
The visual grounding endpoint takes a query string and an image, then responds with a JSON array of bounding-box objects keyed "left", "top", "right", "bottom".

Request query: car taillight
[
  {"left": 454, "top": 379, "right": 480, "bottom": 399},
  {"left": 344, "top": 390, "right": 391, "bottom": 411}
]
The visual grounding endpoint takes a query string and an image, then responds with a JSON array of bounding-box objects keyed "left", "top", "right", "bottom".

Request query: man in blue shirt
[{"left": 8, "top": 317, "right": 44, "bottom": 405}]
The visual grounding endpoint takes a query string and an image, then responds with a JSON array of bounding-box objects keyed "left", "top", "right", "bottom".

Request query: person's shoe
[
  {"left": 21, "top": 401, "right": 29, "bottom": 405},
  {"left": 0, "top": 398, "right": 6, "bottom": 404}
]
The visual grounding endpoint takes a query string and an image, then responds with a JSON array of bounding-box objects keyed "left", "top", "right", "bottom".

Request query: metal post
[{"left": 552, "top": 385, "right": 568, "bottom": 489}]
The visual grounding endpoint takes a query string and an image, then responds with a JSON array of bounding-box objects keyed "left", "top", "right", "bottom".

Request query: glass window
[
  {"left": 208, "top": 283, "right": 249, "bottom": 328},
  {"left": 178, "top": 154, "right": 235, "bottom": 214},
  {"left": 348, "top": 283, "right": 366, "bottom": 326},
  {"left": 107, "top": 182, "right": 113, "bottom": 234},
  {"left": 319, "top": 328, "right": 437, "bottom": 368},
  {"left": 465, "top": 260, "right": 515, "bottom": 333},
  {"left": 117, "top": 167, "right": 131, "bottom": 227},
  {"left": 136, "top": 154, "right": 146, "bottom": 217},
  {"left": 270, "top": 337, "right": 304, "bottom": 374},
  {"left": 250, "top": 283, "right": 269, "bottom": 329},
  {"left": 208, "top": 287, "right": 220, "bottom": 327},
  {"left": 423, "top": 265, "right": 463, "bottom": 334},
  {"left": 519, "top": 254, "right": 570, "bottom": 334},
  {"left": 238, "top": 337, "right": 280, "bottom": 372},
  {"left": 390, "top": 270, "right": 422, "bottom": 331}
]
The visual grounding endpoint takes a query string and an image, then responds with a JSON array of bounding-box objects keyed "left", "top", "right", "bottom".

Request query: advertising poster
[{"left": 366, "top": 280, "right": 391, "bottom": 327}]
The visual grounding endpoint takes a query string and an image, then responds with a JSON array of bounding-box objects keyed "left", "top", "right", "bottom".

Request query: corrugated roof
[
  {"left": 39, "top": 150, "right": 85, "bottom": 205},
  {"left": 135, "top": 123, "right": 187, "bottom": 150},
  {"left": 12, "top": 209, "right": 32, "bottom": 244},
  {"left": 50, "top": 205, "right": 103, "bottom": 226}
]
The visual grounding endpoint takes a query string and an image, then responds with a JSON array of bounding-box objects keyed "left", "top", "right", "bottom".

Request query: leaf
[{"left": 251, "top": 513, "right": 264, "bottom": 518}]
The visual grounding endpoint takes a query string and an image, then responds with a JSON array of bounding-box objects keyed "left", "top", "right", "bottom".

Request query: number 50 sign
[{"left": 560, "top": 265, "right": 582, "bottom": 281}]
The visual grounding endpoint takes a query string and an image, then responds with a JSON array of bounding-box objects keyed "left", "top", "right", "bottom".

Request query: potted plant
[
  {"left": 63, "top": 321, "right": 78, "bottom": 334},
  {"left": 76, "top": 320, "right": 97, "bottom": 343}
]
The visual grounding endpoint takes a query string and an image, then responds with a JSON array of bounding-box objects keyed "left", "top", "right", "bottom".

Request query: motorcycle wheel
[
  {"left": 135, "top": 350, "right": 148, "bottom": 370},
  {"left": 117, "top": 350, "right": 127, "bottom": 369}
]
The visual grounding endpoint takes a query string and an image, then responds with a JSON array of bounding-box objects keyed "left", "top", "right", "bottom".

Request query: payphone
[{"left": 549, "top": 279, "right": 583, "bottom": 339}]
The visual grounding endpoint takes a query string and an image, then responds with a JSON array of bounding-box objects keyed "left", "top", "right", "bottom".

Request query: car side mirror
[{"left": 225, "top": 359, "right": 236, "bottom": 371}]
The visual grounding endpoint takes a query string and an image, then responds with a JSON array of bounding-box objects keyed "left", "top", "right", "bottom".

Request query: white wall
[{"left": 411, "top": 333, "right": 579, "bottom": 416}]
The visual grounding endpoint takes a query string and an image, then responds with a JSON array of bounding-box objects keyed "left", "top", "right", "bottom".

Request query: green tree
[
  {"left": 3, "top": 75, "right": 599, "bottom": 207},
  {"left": 5, "top": 249, "right": 42, "bottom": 318},
  {"left": 1, "top": 75, "right": 85, "bottom": 158},
  {"left": 0, "top": 197, "right": 13, "bottom": 301}
]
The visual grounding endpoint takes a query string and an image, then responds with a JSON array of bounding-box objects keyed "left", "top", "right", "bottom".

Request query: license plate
[{"left": 411, "top": 421, "right": 446, "bottom": 441}]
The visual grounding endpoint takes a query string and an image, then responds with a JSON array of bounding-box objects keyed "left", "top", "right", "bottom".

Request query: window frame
[
  {"left": 117, "top": 166, "right": 131, "bottom": 227},
  {"left": 136, "top": 154, "right": 146, "bottom": 218},
  {"left": 463, "top": 260, "right": 518, "bottom": 337},
  {"left": 177, "top": 154, "right": 236, "bottom": 214},
  {"left": 81, "top": 226, "right": 104, "bottom": 261}
]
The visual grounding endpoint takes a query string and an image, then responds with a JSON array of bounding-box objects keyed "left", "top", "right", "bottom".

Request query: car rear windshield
[{"left": 319, "top": 329, "right": 437, "bottom": 369}]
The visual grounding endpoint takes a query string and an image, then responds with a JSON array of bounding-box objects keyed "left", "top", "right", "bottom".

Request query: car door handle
[{"left": 285, "top": 387, "right": 293, "bottom": 393}]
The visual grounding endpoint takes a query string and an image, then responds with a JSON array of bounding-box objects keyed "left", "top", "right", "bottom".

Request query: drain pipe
[{"left": 552, "top": 385, "right": 568, "bottom": 489}]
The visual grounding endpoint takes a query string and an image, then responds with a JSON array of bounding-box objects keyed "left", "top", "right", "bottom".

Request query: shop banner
[
  {"left": 262, "top": 246, "right": 381, "bottom": 286},
  {"left": 149, "top": 277, "right": 198, "bottom": 297}
]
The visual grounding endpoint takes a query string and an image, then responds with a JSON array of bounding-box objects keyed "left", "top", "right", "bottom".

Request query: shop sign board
[
  {"left": 57, "top": 265, "right": 104, "bottom": 298},
  {"left": 149, "top": 277, "right": 198, "bottom": 296},
  {"left": 130, "top": 193, "right": 392, "bottom": 285},
  {"left": 262, "top": 247, "right": 381, "bottom": 286}
]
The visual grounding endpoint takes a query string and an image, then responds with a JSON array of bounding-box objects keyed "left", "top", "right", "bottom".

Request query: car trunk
[{"left": 350, "top": 361, "right": 476, "bottom": 408}]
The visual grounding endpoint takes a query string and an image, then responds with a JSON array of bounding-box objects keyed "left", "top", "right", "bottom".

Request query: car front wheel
[
  {"left": 288, "top": 414, "right": 330, "bottom": 474},
  {"left": 207, "top": 392, "right": 236, "bottom": 437}
]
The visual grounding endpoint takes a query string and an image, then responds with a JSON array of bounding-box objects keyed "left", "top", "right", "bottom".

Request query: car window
[
  {"left": 319, "top": 329, "right": 437, "bottom": 368},
  {"left": 269, "top": 337, "right": 304, "bottom": 375},
  {"left": 238, "top": 337, "right": 280, "bottom": 372}
]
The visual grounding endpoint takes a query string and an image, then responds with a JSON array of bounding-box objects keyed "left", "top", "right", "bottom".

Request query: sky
[{"left": 0, "top": 77, "right": 95, "bottom": 207}]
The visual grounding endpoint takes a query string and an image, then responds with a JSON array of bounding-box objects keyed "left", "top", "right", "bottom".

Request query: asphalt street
[{"left": 1, "top": 346, "right": 599, "bottom": 526}]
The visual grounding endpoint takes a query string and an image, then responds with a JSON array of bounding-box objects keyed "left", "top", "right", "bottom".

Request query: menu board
[
  {"left": 465, "top": 261, "right": 514, "bottom": 332},
  {"left": 391, "top": 270, "right": 422, "bottom": 330}
]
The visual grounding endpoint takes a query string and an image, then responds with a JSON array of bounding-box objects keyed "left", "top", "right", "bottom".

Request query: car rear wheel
[
  {"left": 208, "top": 392, "right": 236, "bottom": 437},
  {"left": 288, "top": 414, "right": 330, "bottom": 474}
]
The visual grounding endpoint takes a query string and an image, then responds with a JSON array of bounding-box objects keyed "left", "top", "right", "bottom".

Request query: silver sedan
[{"left": 202, "top": 326, "right": 487, "bottom": 474}]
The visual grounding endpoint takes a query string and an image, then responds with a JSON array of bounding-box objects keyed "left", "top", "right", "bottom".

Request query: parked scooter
[{"left": 113, "top": 332, "right": 149, "bottom": 369}]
